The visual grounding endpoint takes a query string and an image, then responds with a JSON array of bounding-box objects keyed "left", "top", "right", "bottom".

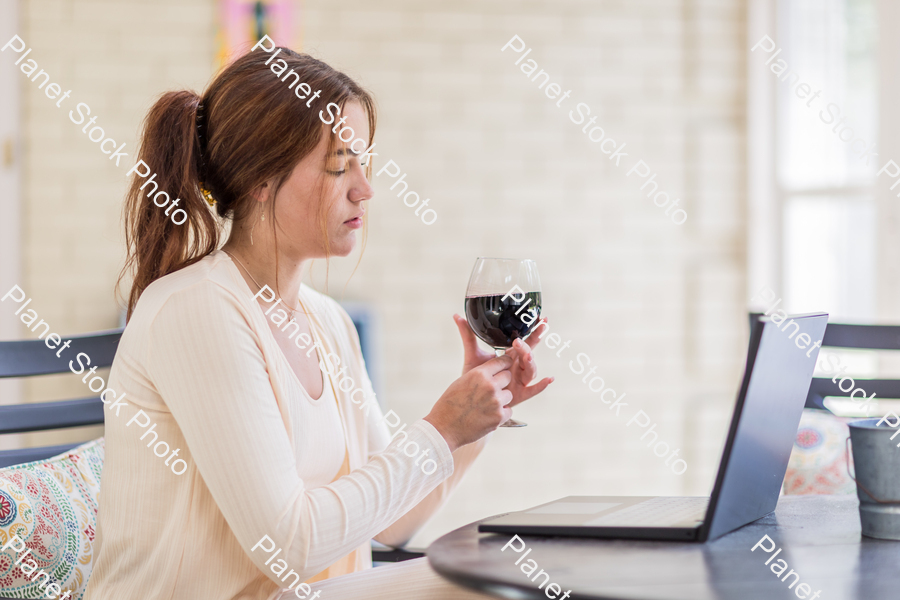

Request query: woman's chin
[{"left": 331, "top": 236, "right": 357, "bottom": 257}]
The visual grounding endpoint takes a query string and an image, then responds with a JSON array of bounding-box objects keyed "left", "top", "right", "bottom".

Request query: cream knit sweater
[{"left": 84, "top": 251, "right": 486, "bottom": 600}]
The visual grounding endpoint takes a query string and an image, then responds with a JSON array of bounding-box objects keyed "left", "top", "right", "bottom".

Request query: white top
[{"left": 84, "top": 250, "right": 487, "bottom": 600}]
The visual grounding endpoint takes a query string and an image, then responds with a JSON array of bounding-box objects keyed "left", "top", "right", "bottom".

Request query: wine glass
[{"left": 464, "top": 258, "right": 542, "bottom": 428}]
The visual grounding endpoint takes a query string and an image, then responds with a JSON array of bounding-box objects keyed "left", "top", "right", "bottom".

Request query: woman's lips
[{"left": 344, "top": 217, "right": 363, "bottom": 229}]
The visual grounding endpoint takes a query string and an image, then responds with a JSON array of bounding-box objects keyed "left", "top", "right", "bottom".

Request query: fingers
[
  {"left": 506, "top": 339, "right": 531, "bottom": 364},
  {"left": 520, "top": 376, "right": 554, "bottom": 402},
  {"left": 453, "top": 313, "right": 480, "bottom": 356},
  {"left": 482, "top": 352, "right": 514, "bottom": 374},
  {"left": 512, "top": 337, "right": 530, "bottom": 355},
  {"left": 526, "top": 317, "right": 549, "bottom": 348},
  {"left": 493, "top": 369, "right": 513, "bottom": 389},
  {"left": 512, "top": 339, "right": 536, "bottom": 382},
  {"left": 505, "top": 339, "right": 537, "bottom": 387}
]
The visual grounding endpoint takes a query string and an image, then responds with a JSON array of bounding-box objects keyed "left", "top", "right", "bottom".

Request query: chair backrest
[
  {"left": 0, "top": 328, "right": 123, "bottom": 468},
  {"left": 749, "top": 313, "right": 900, "bottom": 410},
  {"left": 341, "top": 302, "right": 382, "bottom": 405},
  {"left": 0, "top": 305, "right": 376, "bottom": 469}
]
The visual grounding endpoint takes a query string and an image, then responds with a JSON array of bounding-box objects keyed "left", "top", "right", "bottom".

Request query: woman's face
[{"left": 268, "top": 101, "right": 373, "bottom": 259}]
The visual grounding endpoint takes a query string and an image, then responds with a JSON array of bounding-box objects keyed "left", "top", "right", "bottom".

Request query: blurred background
[{"left": 1, "top": 0, "right": 898, "bottom": 547}]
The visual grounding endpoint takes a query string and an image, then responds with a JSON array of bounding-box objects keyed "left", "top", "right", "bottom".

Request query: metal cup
[{"left": 848, "top": 417, "right": 900, "bottom": 540}]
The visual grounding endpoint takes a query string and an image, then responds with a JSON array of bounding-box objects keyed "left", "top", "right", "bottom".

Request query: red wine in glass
[
  {"left": 464, "top": 258, "right": 542, "bottom": 427},
  {"left": 464, "top": 292, "right": 542, "bottom": 348}
]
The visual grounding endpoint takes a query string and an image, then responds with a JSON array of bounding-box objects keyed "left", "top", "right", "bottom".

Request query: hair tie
[
  {"left": 199, "top": 183, "right": 216, "bottom": 207},
  {"left": 195, "top": 101, "right": 208, "bottom": 153},
  {"left": 196, "top": 101, "right": 216, "bottom": 206}
]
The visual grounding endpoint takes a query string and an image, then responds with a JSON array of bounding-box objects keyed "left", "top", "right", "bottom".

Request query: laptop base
[
  {"left": 479, "top": 521, "right": 701, "bottom": 542},
  {"left": 479, "top": 495, "right": 708, "bottom": 541}
]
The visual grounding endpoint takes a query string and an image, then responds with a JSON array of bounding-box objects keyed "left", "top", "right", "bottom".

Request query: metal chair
[
  {"left": 0, "top": 329, "right": 122, "bottom": 467},
  {"left": 0, "top": 323, "right": 421, "bottom": 563},
  {"left": 749, "top": 313, "right": 900, "bottom": 410},
  {"left": 805, "top": 322, "right": 900, "bottom": 411}
]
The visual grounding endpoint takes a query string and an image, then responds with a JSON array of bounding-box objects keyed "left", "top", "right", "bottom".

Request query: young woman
[{"left": 83, "top": 48, "right": 552, "bottom": 600}]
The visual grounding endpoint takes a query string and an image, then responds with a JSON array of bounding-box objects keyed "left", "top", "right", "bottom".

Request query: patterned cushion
[
  {"left": 0, "top": 439, "right": 104, "bottom": 600},
  {"left": 783, "top": 409, "right": 856, "bottom": 495}
]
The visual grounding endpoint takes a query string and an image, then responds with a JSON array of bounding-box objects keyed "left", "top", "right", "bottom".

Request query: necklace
[
  {"left": 223, "top": 250, "right": 302, "bottom": 319},
  {"left": 224, "top": 249, "right": 335, "bottom": 404}
]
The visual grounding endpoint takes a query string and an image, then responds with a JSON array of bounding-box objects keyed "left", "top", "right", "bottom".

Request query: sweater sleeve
[
  {"left": 373, "top": 436, "right": 489, "bottom": 547},
  {"left": 332, "top": 306, "right": 491, "bottom": 548},
  {"left": 145, "top": 281, "right": 454, "bottom": 585}
]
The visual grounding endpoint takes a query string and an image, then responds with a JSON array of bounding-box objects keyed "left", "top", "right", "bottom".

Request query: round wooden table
[{"left": 427, "top": 495, "right": 900, "bottom": 599}]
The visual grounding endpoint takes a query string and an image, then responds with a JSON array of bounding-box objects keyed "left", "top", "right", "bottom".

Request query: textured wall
[
  {"left": 302, "top": 0, "right": 749, "bottom": 546},
  {"left": 17, "top": 0, "right": 215, "bottom": 444},
  {"left": 16, "top": 0, "right": 749, "bottom": 547}
]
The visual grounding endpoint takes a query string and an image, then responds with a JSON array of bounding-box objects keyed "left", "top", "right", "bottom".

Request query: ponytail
[{"left": 119, "top": 91, "right": 219, "bottom": 320}]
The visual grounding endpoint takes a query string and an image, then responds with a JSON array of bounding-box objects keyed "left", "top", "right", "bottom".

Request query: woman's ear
[{"left": 249, "top": 179, "right": 276, "bottom": 203}]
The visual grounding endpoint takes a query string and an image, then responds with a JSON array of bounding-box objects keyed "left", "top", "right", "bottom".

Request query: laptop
[{"left": 479, "top": 313, "right": 829, "bottom": 542}]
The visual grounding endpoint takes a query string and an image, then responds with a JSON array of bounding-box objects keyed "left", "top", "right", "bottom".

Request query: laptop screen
[{"left": 702, "top": 313, "right": 828, "bottom": 541}]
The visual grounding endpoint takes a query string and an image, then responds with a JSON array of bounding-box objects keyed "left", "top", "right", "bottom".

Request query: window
[{"left": 776, "top": 0, "right": 878, "bottom": 321}]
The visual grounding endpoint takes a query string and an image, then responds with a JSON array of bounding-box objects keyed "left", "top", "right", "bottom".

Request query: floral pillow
[
  {"left": 0, "top": 438, "right": 104, "bottom": 600},
  {"left": 783, "top": 409, "right": 855, "bottom": 495}
]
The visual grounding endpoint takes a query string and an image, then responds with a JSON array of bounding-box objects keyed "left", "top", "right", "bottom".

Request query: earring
[{"left": 251, "top": 205, "right": 265, "bottom": 245}]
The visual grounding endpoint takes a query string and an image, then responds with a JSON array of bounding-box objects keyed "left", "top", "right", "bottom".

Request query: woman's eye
[
  {"left": 327, "top": 160, "right": 347, "bottom": 175},
  {"left": 327, "top": 154, "right": 368, "bottom": 174}
]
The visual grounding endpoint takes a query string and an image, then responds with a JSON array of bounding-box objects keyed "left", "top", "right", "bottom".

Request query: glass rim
[{"left": 474, "top": 257, "right": 537, "bottom": 262}]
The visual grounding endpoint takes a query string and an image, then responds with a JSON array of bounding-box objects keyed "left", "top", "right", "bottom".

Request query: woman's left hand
[{"left": 453, "top": 314, "right": 554, "bottom": 408}]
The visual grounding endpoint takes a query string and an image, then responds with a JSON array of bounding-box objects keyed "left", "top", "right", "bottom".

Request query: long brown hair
[{"left": 119, "top": 47, "right": 376, "bottom": 319}]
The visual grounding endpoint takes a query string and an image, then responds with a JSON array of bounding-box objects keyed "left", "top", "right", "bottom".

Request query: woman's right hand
[{"left": 424, "top": 354, "right": 515, "bottom": 452}]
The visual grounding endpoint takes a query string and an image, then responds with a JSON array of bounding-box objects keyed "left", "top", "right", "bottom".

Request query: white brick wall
[
  {"left": 19, "top": 0, "right": 749, "bottom": 548},
  {"left": 18, "top": 0, "right": 214, "bottom": 444},
  {"left": 303, "top": 0, "right": 749, "bottom": 546}
]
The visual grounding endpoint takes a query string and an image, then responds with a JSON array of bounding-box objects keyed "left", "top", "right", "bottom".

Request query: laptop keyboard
[{"left": 584, "top": 497, "right": 709, "bottom": 527}]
